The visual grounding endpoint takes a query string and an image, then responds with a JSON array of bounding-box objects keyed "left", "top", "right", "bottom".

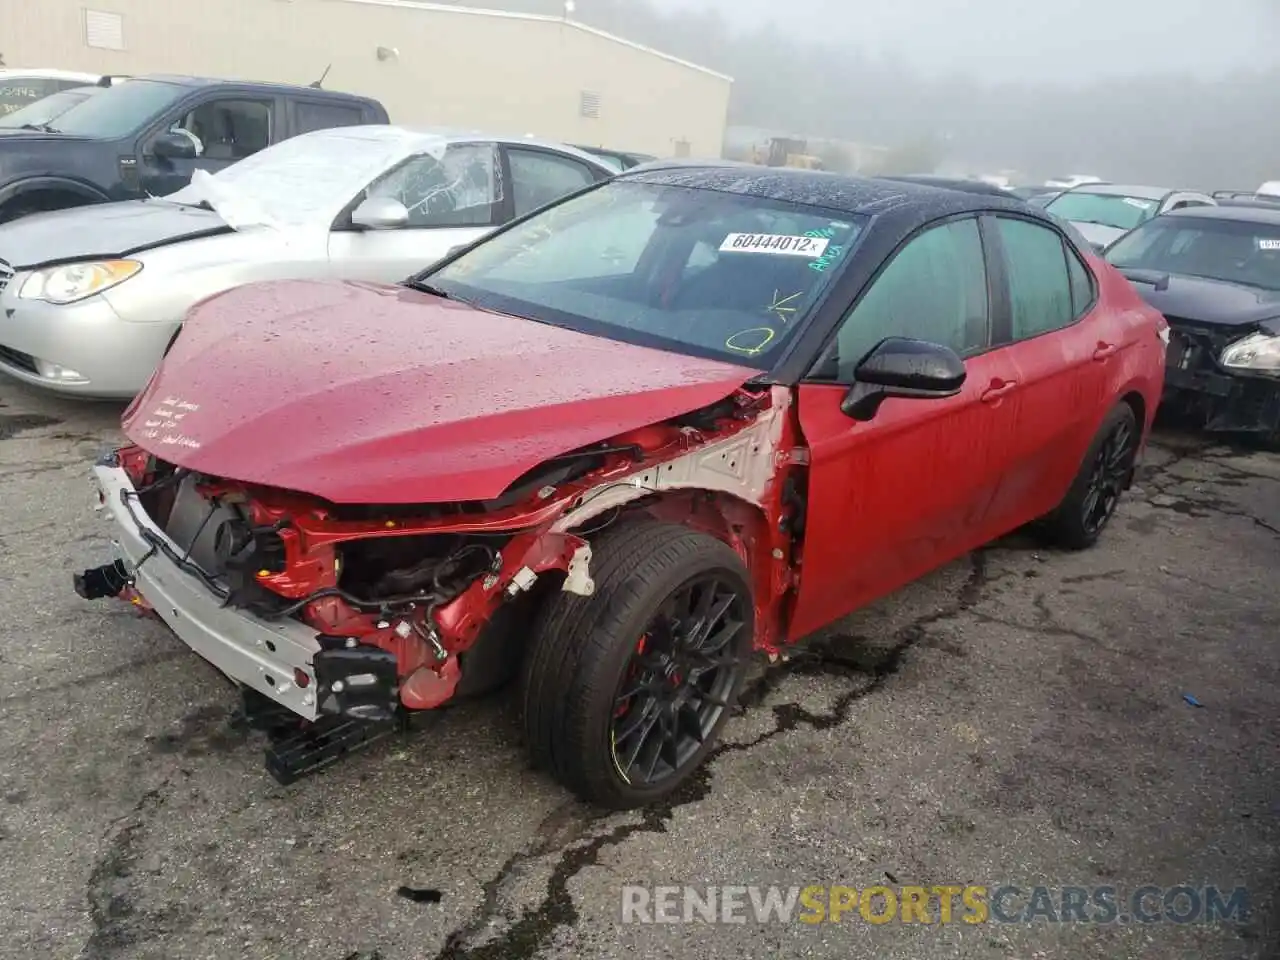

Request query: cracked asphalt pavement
[{"left": 1, "top": 380, "right": 1277, "bottom": 960}]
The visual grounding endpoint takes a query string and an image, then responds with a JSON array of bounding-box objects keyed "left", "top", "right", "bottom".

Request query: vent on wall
[
  {"left": 579, "top": 90, "right": 601, "bottom": 119},
  {"left": 84, "top": 9, "right": 125, "bottom": 50}
]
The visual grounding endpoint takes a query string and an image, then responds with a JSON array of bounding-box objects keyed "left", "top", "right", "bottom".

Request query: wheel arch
[
  {"left": 0, "top": 176, "right": 110, "bottom": 211},
  {"left": 1118, "top": 388, "right": 1146, "bottom": 433},
  {"left": 567, "top": 488, "right": 787, "bottom": 650}
]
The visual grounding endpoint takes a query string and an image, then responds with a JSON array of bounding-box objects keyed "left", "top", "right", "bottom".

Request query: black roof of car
[
  {"left": 139, "top": 74, "right": 379, "bottom": 102},
  {"left": 1162, "top": 204, "right": 1280, "bottom": 226},
  {"left": 620, "top": 161, "right": 1037, "bottom": 219},
  {"left": 877, "top": 175, "right": 1017, "bottom": 198}
]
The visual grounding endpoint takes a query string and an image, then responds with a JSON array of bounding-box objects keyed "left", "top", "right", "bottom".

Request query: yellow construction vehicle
[{"left": 750, "top": 137, "right": 824, "bottom": 170}]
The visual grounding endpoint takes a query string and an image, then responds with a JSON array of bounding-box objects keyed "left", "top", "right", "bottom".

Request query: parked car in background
[
  {"left": 0, "top": 68, "right": 122, "bottom": 114},
  {"left": 0, "top": 125, "right": 614, "bottom": 397},
  {"left": 571, "top": 144, "right": 657, "bottom": 171},
  {"left": 1211, "top": 190, "right": 1280, "bottom": 210},
  {"left": 1106, "top": 205, "right": 1280, "bottom": 443},
  {"left": 0, "top": 84, "right": 105, "bottom": 130},
  {"left": 74, "top": 165, "right": 1166, "bottom": 804},
  {"left": 1044, "top": 174, "right": 1104, "bottom": 190},
  {"left": 0, "top": 74, "right": 388, "bottom": 224},
  {"left": 878, "top": 174, "right": 1015, "bottom": 197},
  {"left": 1009, "top": 186, "right": 1060, "bottom": 206},
  {"left": 879, "top": 176, "right": 1099, "bottom": 255},
  {"left": 1045, "top": 183, "right": 1216, "bottom": 252}
]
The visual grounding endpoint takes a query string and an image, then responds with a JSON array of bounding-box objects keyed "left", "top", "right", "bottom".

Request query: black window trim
[
  {"left": 984, "top": 210, "right": 1098, "bottom": 348},
  {"left": 799, "top": 210, "right": 1002, "bottom": 385}
]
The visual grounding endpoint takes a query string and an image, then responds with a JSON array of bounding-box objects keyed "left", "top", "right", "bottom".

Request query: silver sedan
[{"left": 0, "top": 125, "right": 613, "bottom": 398}]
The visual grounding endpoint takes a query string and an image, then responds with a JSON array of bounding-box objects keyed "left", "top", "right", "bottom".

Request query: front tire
[
  {"left": 521, "top": 518, "right": 752, "bottom": 809},
  {"left": 1039, "top": 402, "right": 1139, "bottom": 550}
]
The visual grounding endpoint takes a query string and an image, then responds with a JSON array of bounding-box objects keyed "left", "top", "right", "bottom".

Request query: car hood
[
  {"left": 122, "top": 280, "right": 758, "bottom": 505},
  {"left": 0, "top": 198, "right": 230, "bottom": 268},
  {"left": 1116, "top": 270, "right": 1280, "bottom": 328},
  {"left": 1070, "top": 220, "right": 1127, "bottom": 250}
]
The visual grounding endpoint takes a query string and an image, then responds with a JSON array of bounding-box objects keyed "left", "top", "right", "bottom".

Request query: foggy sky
[{"left": 645, "top": 0, "right": 1279, "bottom": 82}]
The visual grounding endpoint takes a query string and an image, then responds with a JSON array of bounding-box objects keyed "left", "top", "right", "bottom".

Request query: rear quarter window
[{"left": 292, "top": 100, "right": 366, "bottom": 135}]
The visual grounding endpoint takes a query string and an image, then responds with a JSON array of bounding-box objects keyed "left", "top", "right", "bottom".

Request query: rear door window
[
  {"left": 292, "top": 99, "right": 366, "bottom": 136},
  {"left": 995, "top": 217, "right": 1076, "bottom": 341},
  {"left": 506, "top": 147, "right": 600, "bottom": 217}
]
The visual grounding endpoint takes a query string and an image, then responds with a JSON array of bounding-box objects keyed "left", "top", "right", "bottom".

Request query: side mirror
[
  {"left": 351, "top": 196, "right": 410, "bottom": 230},
  {"left": 151, "top": 130, "right": 197, "bottom": 160},
  {"left": 840, "top": 337, "right": 966, "bottom": 421}
]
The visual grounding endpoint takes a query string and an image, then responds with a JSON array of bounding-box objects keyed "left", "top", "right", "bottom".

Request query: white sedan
[{"left": 0, "top": 125, "right": 614, "bottom": 397}]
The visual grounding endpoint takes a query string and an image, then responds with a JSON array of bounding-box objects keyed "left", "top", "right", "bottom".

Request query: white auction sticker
[
  {"left": 1257, "top": 238, "right": 1280, "bottom": 250},
  {"left": 1122, "top": 197, "right": 1155, "bottom": 209},
  {"left": 719, "top": 233, "right": 830, "bottom": 257}
]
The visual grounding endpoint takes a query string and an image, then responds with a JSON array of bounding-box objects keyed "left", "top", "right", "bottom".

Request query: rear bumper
[{"left": 90, "top": 461, "right": 322, "bottom": 720}]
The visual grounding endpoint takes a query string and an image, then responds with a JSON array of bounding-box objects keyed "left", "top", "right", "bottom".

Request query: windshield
[
  {"left": 164, "top": 128, "right": 448, "bottom": 226},
  {"left": 0, "top": 77, "right": 66, "bottom": 114},
  {"left": 423, "top": 179, "right": 867, "bottom": 368},
  {"left": 46, "top": 79, "right": 187, "bottom": 138},
  {"left": 1046, "top": 191, "right": 1159, "bottom": 230},
  {"left": 1105, "top": 215, "right": 1280, "bottom": 291},
  {"left": 0, "top": 88, "right": 97, "bottom": 128}
]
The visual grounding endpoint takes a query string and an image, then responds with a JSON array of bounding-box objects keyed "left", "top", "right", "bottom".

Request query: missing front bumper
[{"left": 83, "top": 462, "right": 324, "bottom": 721}]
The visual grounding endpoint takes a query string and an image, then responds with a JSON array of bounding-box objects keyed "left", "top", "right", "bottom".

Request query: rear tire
[
  {"left": 1038, "top": 402, "right": 1139, "bottom": 550},
  {"left": 520, "top": 518, "right": 752, "bottom": 809}
]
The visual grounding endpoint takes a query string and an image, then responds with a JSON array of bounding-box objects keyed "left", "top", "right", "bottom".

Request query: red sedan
[{"left": 76, "top": 163, "right": 1168, "bottom": 808}]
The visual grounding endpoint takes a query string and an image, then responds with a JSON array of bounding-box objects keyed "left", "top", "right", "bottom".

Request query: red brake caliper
[{"left": 615, "top": 634, "right": 648, "bottom": 718}]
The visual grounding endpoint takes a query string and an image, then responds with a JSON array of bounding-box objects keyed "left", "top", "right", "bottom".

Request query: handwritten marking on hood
[{"left": 158, "top": 433, "right": 201, "bottom": 450}]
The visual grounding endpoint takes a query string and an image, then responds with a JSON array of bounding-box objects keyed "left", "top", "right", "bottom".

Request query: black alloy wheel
[
  {"left": 609, "top": 574, "right": 745, "bottom": 789},
  {"left": 1080, "top": 414, "right": 1136, "bottom": 538},
  {"left": 521, "top": 519, "right": 755, "bottom": 809},
  {"left": 1039, "top": 401, "right": 1140, "bottom": 550}
]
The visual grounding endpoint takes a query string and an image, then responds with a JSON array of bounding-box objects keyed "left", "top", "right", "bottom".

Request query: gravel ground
[{"left": 0, "top": 380, "right": 1276, "bottom": 960}]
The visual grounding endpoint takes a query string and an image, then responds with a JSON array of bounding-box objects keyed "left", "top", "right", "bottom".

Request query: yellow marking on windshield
[
  {"left": 767, "top": 289, "right": 802, "bottom": 324},
  {"left": 725, "top": 327, "right": 777, "bottom": 356}
]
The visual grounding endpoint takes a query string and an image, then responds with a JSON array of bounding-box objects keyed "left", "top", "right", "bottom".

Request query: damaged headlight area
[{"left": 1220, "top": 330, "right": 1280, "bottom": 376}]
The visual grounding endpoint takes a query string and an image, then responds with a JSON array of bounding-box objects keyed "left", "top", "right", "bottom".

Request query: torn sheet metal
[{"left": 165, "top": 127, "right": 452, "bottom": 231}]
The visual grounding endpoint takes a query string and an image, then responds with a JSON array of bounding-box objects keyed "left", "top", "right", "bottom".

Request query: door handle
[
  {"left": 1093, "top": 341, "right": 1119, "bottom": 361},
  {"left": 980, "top": 378, "right": 1018, "bottom": 403}
]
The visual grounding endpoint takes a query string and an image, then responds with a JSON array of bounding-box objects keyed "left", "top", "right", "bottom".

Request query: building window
[
  {"left": 579, "top": 90, "right": 601, "bottom": 119},
  {"left": 85, "top": 9, "right": 125, "bottom": 50}
]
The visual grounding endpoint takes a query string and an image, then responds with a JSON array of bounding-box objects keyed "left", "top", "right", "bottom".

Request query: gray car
[
  {"left": 1043, "top": 183, "right": 1217, "bottom": 251},
  {"left": 0, "top": 124, "right": 613, "bottom": 398}
]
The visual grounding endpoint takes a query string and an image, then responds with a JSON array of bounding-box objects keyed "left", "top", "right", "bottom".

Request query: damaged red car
[{"left": 77, "top": 165, "right": 1168, "bottom": 808}]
